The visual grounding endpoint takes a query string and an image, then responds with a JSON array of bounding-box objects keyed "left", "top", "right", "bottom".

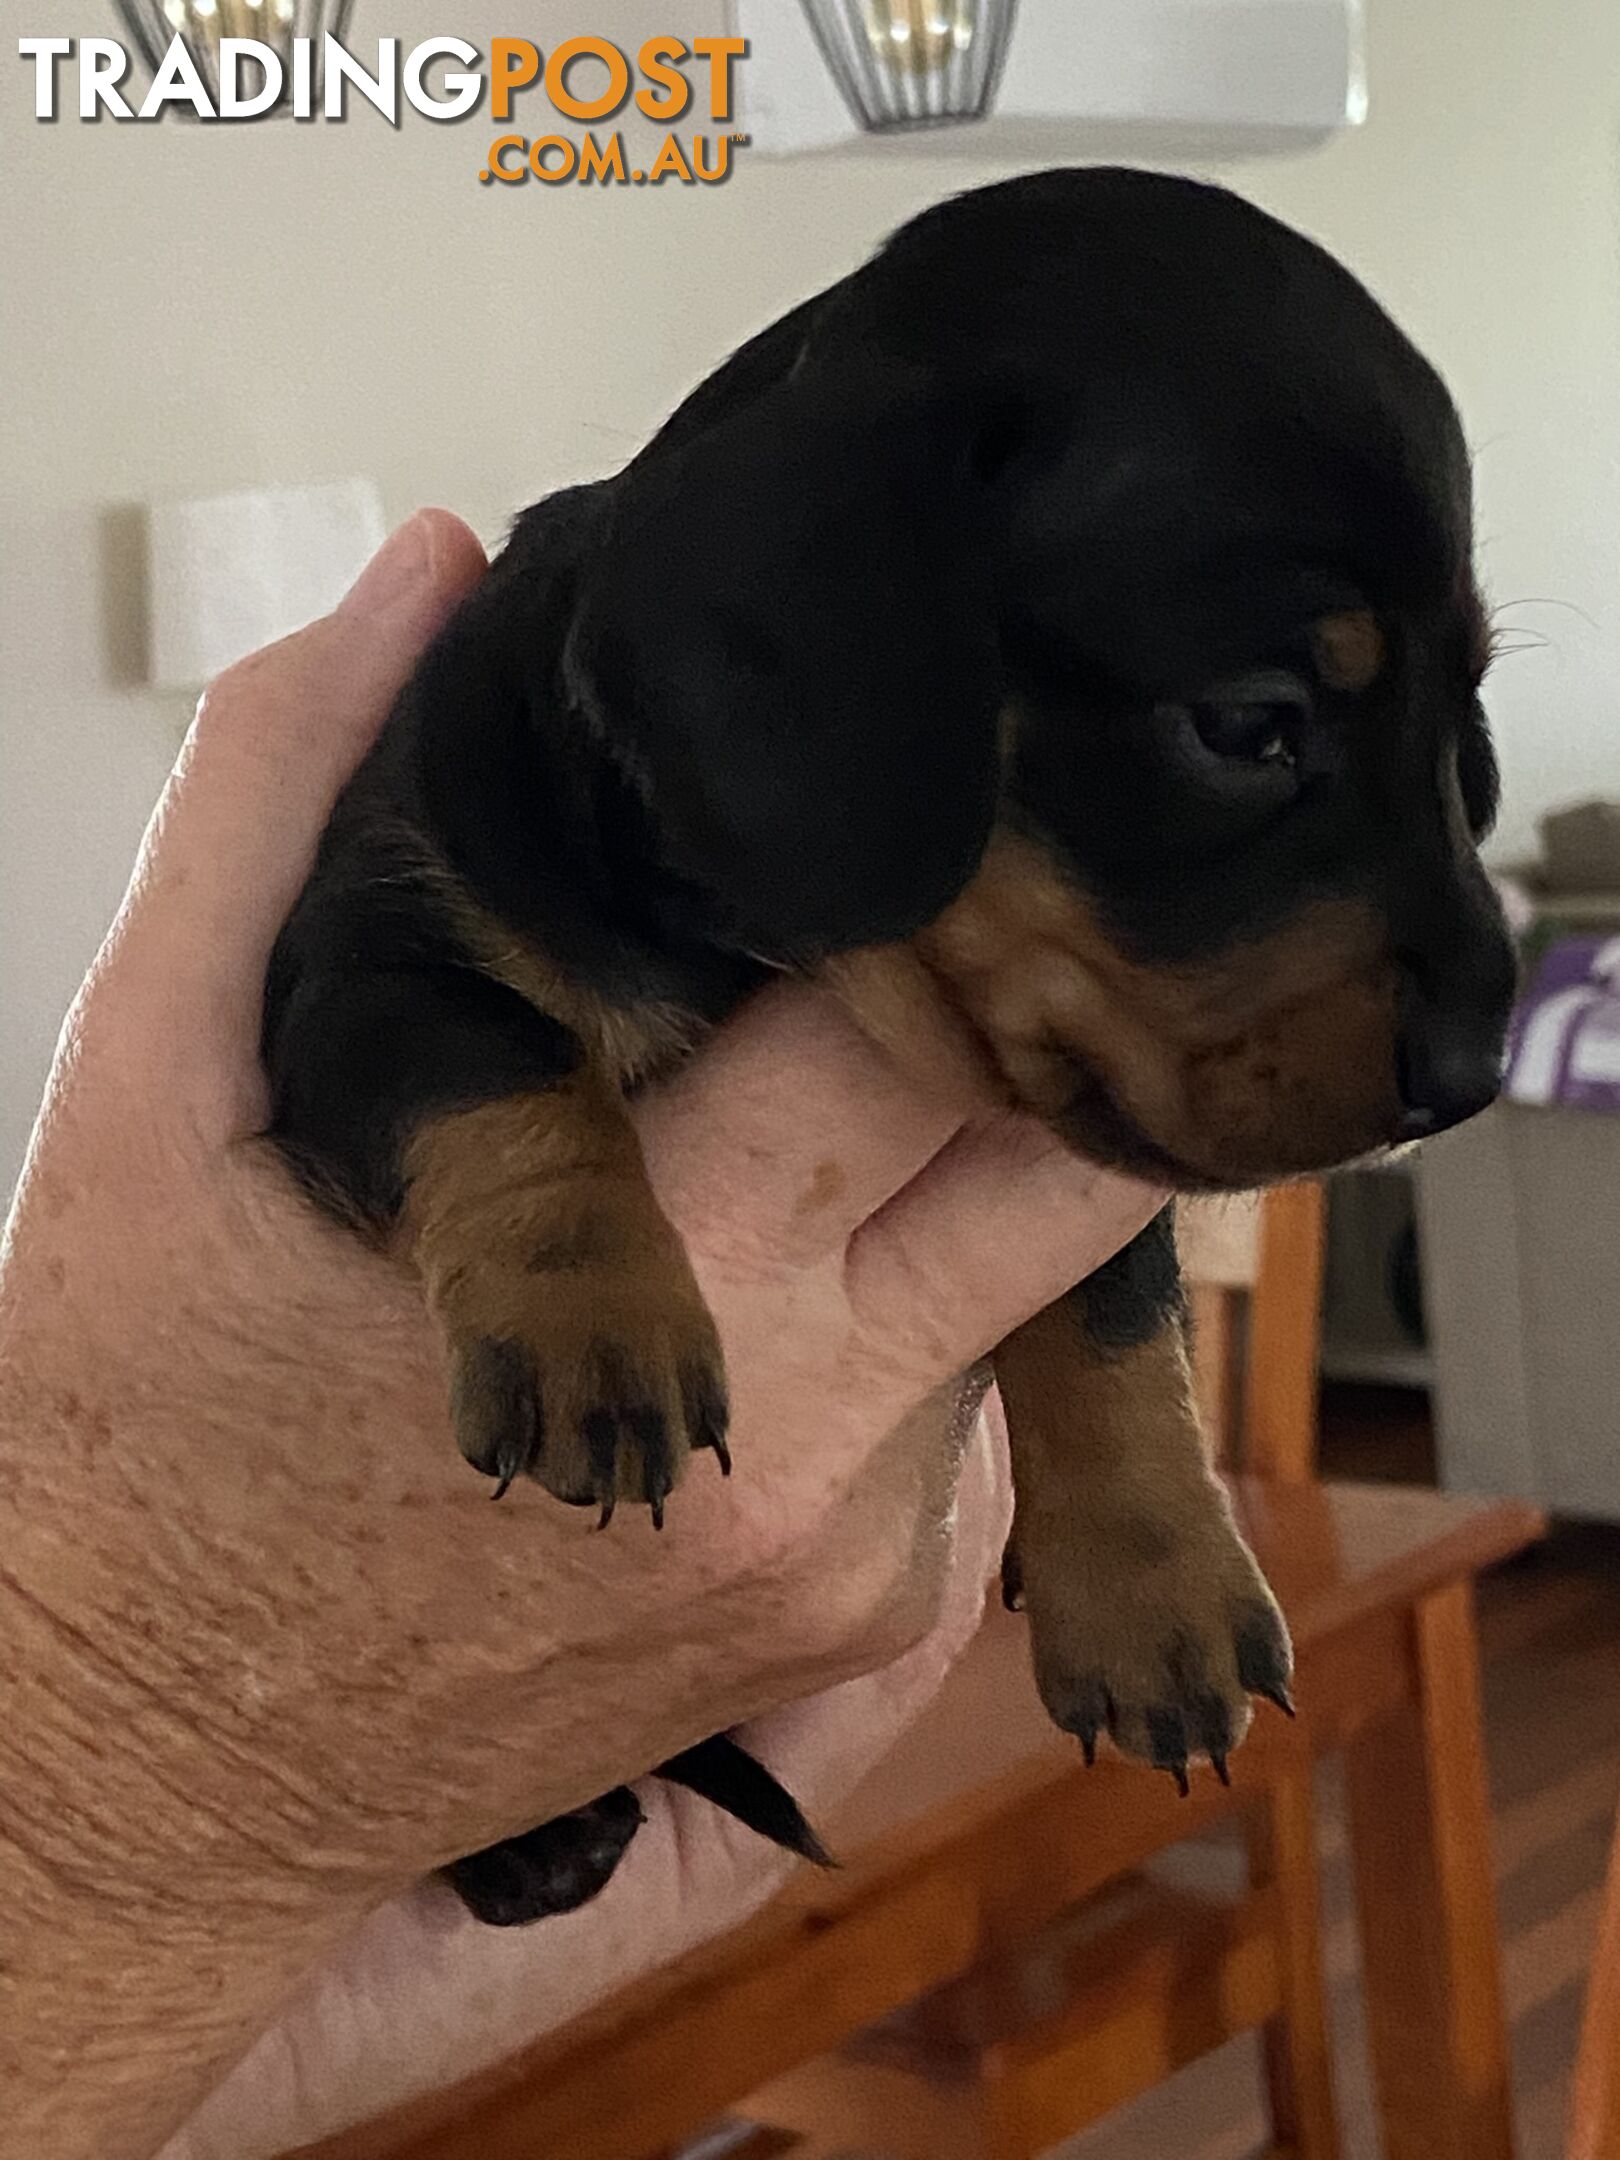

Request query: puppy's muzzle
[{"left": 1394, "top": 953, "right": 1515, "bottom": 1140}]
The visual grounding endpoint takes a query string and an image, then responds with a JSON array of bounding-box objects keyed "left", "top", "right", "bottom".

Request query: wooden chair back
[{"left": 1179, "top": 1181, "right": 1327, "bottom": 1481}]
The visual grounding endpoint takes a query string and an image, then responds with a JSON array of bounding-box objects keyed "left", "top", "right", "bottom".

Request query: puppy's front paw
[
  {"left": 444, "top": 1247, "right": 729, "bottom": 1525},
  {"left": 406, "top": 1089, "right": 731, "bottom": 1525},
  {"left": 1016, "top": 1489, "right": 1293, "bottom": 1791}
]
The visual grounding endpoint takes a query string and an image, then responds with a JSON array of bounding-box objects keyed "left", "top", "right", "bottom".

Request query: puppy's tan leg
[
  {"left": 404, "top": 1070, "right": 727, "bottom": 1523},
  {"left": 994, "top": 1214, "right": 1292, "bottom": 1785}
]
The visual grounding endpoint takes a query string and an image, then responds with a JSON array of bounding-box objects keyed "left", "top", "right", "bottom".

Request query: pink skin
[{"left": 0, "top": 513, "right": 1163, "bottom": 2160}]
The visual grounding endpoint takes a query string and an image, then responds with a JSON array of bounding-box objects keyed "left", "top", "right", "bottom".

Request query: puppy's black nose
[
  {"left": 1392, "top": 871, "right": 1517, "bottom": 1142},
  {"left": 1395, "top": 1027, "right": 1503, "bottom": 1139}
]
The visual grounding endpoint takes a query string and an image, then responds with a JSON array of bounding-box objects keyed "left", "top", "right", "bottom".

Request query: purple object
[{"left": 1504, "top": 935, "right": 1620, "bottom": 1113}]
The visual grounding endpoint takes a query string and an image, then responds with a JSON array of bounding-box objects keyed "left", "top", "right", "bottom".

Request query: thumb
[{"left": 85, "top": 511, "right": 487, "bottom": 1128}]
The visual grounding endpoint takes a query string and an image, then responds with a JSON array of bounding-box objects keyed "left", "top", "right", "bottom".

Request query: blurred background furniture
[
  {"left": 289, "top": 1184, "right": 1544, "bottom": 2160},
  {"left": 1420, "top": 1095, "right": 1620, "bottom": 1519},
  {"left": 1321, "top": 862, "right": 1620, "bottom": 1523}
]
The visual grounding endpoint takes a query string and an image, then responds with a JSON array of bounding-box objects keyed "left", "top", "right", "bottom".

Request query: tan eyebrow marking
[{"left": 1312, "top": 610, "right": 1385, "bottom": 692}]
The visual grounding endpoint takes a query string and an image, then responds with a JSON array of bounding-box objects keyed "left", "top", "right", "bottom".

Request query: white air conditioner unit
[{"left": 729, "top": 0, "right": 1366, "bottom": 159}]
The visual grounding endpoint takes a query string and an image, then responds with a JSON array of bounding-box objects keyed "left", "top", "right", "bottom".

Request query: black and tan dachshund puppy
[{"left": 264, "top": 168, "right": 1516, "bottom": 1925}]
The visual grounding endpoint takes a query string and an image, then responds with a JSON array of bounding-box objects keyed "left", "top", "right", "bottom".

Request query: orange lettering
[
  {"left": 485, "top": 132, "right": 528, "bottom": 179},
  {"left": 529, "top": 134, "right": 579, "bottom": 181},
  {"left": 691, "top": 36, "right": 745, "bottom": 120},
  {"left": 690, "top": 134, "right": 735, "bottom": 183},
  {"left": 578, "top": 132, "right": 628, "bottom": 183},
  {"left": 546, "top": 35, "right": 630, "bottom": 121},
  {"left": 489, "top": 38, "right": 539, "bottom": 122},
  {"left": 649, "top": 133, "right": 693, "bottom": 182},
  {"left": 636, "top": 35, "right": 690, "bottom": 121}
]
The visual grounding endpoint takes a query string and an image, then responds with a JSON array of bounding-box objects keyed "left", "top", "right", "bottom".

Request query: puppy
[{"left": 263, "top": 168, "right": 1516, "bottom": 1925}]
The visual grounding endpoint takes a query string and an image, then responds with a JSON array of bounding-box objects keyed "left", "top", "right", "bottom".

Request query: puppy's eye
[
  {"left": 1183, "top": 670, "right": 1313, "bottom": 766},
  {"left": 1154, "top": 669, "right": 1314, "bottom": 810}
]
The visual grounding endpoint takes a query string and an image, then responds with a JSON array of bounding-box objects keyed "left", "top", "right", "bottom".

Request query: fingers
[
  {"left": 86, "top": 512, "right": 487, "bottom": 1120},
  {"left": 636, "top": 984, "right": 968, "bottom": 1269},
  {"left": 845, "top": 1111, "right": 1166, "bottom": 1382}
]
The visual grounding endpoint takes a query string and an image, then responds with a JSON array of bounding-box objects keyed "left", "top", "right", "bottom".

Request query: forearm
[
  {"left": 0, "top": 1362, "right": 975, "bottom": 2160},
  {"left": 0, "top": 1375, "right": 375, "bottom": 2160},
  {"left": 0, "top": 1777, "right": 362, "bottom": 2160}
]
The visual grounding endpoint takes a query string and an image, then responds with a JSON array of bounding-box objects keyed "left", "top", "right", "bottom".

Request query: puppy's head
[{"left": 570, "top": 167, "right": 1515, "bottom": 1189}]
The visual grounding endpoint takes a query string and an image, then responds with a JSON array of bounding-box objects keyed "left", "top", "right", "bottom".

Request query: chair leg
[
  {"left": 1246, "top": 1765, "right": 1342, "bottom": 2159},
  {"left": 1570, "top": 1805, "right": 1620, "bottom": 2160},
  {"left": 1343, "top": 1580, "right": 1516, "bottom": 2160}
]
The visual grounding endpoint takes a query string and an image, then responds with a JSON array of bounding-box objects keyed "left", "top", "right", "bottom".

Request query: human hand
[
  {"left": 158, "top": 1409, "right": 1011, "bottom": 2160},
  {"left": 0, "top": 512, "right": 1163, "bottom": 2160}
]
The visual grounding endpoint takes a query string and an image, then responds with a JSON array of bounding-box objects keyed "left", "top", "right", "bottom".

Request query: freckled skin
[{"left": 794, "top": 1160, "right": 847, "bottom": 1220}]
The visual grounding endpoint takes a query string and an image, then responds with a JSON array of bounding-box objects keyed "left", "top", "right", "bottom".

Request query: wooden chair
[
  {"left": 1571, "top": 1806, "right": 1620, "bottom": 2160},
  {"left": 287, "top": 1185, "right": 1545, "bottom": 2160}
]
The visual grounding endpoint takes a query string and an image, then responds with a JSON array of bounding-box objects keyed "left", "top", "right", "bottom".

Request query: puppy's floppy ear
[{"left": 565, "top": 351, "right": 1002, "bottom": 959}]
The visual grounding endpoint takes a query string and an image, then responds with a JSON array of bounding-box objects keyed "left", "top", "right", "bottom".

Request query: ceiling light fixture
[
  {"left": 112, "top": 0, "right": 354, "bottom": 111},
  {"left": 798, "top": 0, "right": 1020, "bottom": 131}
]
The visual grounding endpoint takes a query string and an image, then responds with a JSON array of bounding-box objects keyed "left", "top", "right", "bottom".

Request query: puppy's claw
[
  {"left": 1000, "top": 1544, "right": 1026, "bottom": 1614},
  {"left": 624, "top": 1404, "right": 673, "bottom": 1529},
  {"left": 1168, "top": 1762, "right": 1192, "bottom": 1799},
  {"left": 584, "top": 1407, "right": 619, "bottom": 1516},
  {"left": 452, "top": 1338, "right": 542, "bottom": 1491},
  {"left": 1211, "top": 1749, "right": 1232, "bottom": 1788},
  {"left": 1235, "top": 1608, "right": 1295, "bottom": 1713},
  {"left": 456, "top": 1360, "right": 694, "bottom": 1529},
  {"left": 680, "top": 1362, "right": 732, "bottom": 1476},
  {"left": 1050, "top": 1671, "right": 1112, "bottom": 1766},
  {"left": 1145, "top": 1707, "right": 1190, "bottom": 1785}
]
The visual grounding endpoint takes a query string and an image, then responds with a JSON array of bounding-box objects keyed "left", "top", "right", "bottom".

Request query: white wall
[{"left": 4, "top": 0, "right": 1618, "bottom": 1191}]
